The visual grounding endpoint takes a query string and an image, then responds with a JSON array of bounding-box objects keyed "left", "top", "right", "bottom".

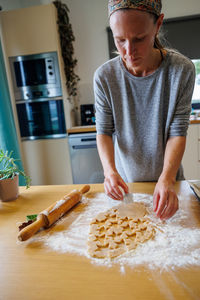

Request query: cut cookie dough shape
[
  {"left": 95, "top": 212, "right": 109, "bottom": 222},
  {"left": 108, "top": 240, "right": 119, "bottom": 250},
  {"left": 109, "top": 248, "right": 125, "bottom": 258},
  {"left": 113, "top": 235, "right": 124, "bottom": 244},
  {"left": 125, "top": 228, "right": 136, "bottom": 237},
  {"left": 89, "top": 224, "right": 99, "bottom": 232},
  {"left": 108, "top": 208, "right": 117, "bottom": 218},
  {"left": 87, "top": 241, "right": 99, "bottom": 253},
  {"left": 106, "top": 227, "right": 116, "bottom": 237},
  {"left": 92, "top": 249, "right": 108, "bottom": 258},
  {"left": 112, "top": 226, "right": 123, "bottom": 235},
  {"left": 90, "top": 212, "right": 109, "bottom": 224},
  {"left": 125, "top": 240, "right": 137, "bottom": 251},
  {"left": 88, "top": 235, "right": 98, "bottom": 242},
  {"left": 121, "top": 221, "right": 129, "bottom": 228}
]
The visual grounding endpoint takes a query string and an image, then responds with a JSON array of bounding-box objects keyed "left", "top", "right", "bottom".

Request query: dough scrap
[
  {"left": 88, "top": 202, "right": 155, "bottom": 259},
  {"left": 116, "top": 202, "right": 147, "bottom": 219}
]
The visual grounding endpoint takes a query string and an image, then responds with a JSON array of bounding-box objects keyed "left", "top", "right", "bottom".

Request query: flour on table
[{"left": 24, "top": 193, "right": 200, "bottom": 271}]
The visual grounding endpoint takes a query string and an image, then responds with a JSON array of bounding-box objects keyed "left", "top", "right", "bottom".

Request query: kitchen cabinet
[{"left": 182, "top": 123, "right": 200, "bottom": 179}]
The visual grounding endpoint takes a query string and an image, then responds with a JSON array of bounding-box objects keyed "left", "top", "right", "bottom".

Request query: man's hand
[
  {"left": 104, "top": 172, "right": 129, "bottom": 200},
  {"left": 96, "top": 134, "right": 129, "bottom": 200},
  {"left": 153, "top": 178, "right": 179, "bottom": 220},
  {"left": 153, "top": 136, "right": 185, "bottom": 220}
]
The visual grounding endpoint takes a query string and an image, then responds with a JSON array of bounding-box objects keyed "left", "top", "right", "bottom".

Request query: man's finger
[
  {"left": 156, "top": 191, "right": 168, "bottom": 218},
  {"left": 153, "top": 192, "right": 160, "bottom": 211},
  {"left": 109, "top": 177, "right": 124, "bottom": 200},
  {"left": 160, "top": 195, "right": 174, "bottom": 220},
  {"left": 104, "top": 180, "right": 122, "bottom": 200},
  {"left": 118, "top": 181, "right": 129, "bottom": 194},
  {"left": 161, "top": 194, "right": 178, "bottom": 220},
  {"left": 113, "top": 185, "right": 123, "bottom": 200}
]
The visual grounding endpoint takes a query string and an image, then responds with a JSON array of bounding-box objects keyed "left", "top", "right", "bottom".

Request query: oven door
[{"left": 16, "top": 99, "right": 66, "bottom": 140}]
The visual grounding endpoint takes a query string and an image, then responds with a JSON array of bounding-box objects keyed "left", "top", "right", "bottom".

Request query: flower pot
[{"left": 0, "top": 174, "right": 19, "bottom": 202}]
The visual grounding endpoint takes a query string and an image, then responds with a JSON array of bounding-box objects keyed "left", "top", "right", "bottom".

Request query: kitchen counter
[
  {"left": 190, "top": 120, "right": 200, "bottom": 124},
  {"left": 67, "top": 125, "right": 96, "bottom": 134},
  {"left": 67, "top": 120, "right": 200, "bottom": 134},
  {"left": 0, "top": 181, "right": 200, "bottom": 300}
]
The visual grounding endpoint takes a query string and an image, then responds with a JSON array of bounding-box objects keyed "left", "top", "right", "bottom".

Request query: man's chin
[
  {"left": 122, "top": 57, "right": 142, "bottom": 71},
  {"left": 127, "top": 60, "right": 141, "bottom": 70}
]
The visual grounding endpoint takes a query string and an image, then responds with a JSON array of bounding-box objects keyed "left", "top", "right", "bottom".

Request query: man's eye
[
  {"left": 135, "top": 37, "right": 145, "bottom": 42},
  {"left": 116, "top": 39, "right": 125, "bottom": 43}
]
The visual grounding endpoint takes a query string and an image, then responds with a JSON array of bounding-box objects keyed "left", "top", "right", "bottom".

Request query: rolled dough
[{"left": 88, "top": 202, "right": 155, "bottom": 259}]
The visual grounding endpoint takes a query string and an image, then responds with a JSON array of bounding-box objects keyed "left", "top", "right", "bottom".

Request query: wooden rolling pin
[{"left": 18, "top": 185, "right": 90, "bottom": 242}]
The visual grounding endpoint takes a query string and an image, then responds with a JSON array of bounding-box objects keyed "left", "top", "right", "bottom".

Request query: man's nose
[{"left": 125, "top": 40, "right": 136, "bottom": 56}]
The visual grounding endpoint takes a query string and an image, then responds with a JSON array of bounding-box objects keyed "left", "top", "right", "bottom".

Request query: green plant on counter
[{"left": 0, "top": 149, "right": 31, "bottom": 189}]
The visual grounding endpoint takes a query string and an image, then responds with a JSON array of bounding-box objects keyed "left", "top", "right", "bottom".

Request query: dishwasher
[{"left": 68, "top": 132, "right": 104, "bottom": 184}]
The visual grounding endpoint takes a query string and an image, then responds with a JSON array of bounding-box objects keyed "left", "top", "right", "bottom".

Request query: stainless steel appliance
[
  {"left": 9, "top": 52, "right": 61, "bottom": 100},
  {"left": 68, "top": 133, "right": 104, "bottom": 184},
  {"left": 9, "top": 51, "right": 66, "bottom": 141},
  {"left": 16, "top": 98, "right": 66, "bottom": 140}
]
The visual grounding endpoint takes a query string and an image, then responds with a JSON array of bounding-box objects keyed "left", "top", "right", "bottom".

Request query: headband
[{"left": 108, "top": 0, "right": 162, "bottom": 17}]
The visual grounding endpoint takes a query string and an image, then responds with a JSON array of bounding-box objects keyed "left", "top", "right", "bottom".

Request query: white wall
[
  {"left": 64, "top": 0, "right": 109, "bottom": 107},
  {"left": 0, "top": 0, "right": 41, "bottom": 10},
  {"left": 1, "top": 0, "right": 200, "bottom": 124},
  {"left": 162, "top": 0, "right": 200, "bottom": 18}
]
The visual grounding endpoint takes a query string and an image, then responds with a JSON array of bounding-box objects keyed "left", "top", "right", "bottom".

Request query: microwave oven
[{"left": 9, "top": 52, "right": 62, "bottom": 101}]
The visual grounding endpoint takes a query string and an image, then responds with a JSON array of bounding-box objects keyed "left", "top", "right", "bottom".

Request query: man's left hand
[{"left": 153, "top": 179, "right": 179, "bottom": 220}]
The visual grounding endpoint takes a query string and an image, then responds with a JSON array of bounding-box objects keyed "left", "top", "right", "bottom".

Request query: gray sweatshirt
[{"left": 94, "top": 50, "right": 195, "bottom": 182}]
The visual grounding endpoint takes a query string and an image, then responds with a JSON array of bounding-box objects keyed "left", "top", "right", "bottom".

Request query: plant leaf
[{"left": 26, "top": 214, "right": 38, "bottom": 221}]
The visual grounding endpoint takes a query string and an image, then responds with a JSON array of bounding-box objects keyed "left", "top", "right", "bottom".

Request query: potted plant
[{"left": 0, "top": 149, "right": 31, "bottom": 202}]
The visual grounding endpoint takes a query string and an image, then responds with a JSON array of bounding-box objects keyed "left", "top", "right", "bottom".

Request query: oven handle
[
  {"left": 81, "top": 138, "right": 96, "bottom": 142},
  {"left": 16, "top": 97, "right": 63, "bottom": 104},
  {"left": 72, "top": 144, "right": 97, "bottom": 150}
]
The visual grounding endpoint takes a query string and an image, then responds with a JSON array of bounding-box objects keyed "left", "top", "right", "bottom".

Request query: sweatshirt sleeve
[
  {"left": 168, "top": 62, "right": 196, "bottom": 137},
  {"left": 93, "top": 70, "right": 114, "bottom": 136}
]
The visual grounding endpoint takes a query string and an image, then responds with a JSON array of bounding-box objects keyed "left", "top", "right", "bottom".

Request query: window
[{"left": 192, "top": 59, "right": 200, "bottom": 103}]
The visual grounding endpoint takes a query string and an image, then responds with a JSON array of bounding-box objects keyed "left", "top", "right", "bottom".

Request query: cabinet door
[{"left": 182, "top": 124, "right": 199, "bottom": 180}]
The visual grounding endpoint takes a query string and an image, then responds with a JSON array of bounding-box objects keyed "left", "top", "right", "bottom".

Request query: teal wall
[{"left": 0, "top": 39, "right": 25, "bottom": 185}]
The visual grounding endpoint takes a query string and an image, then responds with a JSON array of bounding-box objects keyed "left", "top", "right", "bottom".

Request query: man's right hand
[
  {"left": 96, "top": 134, "right": 128, "bottom": 200},
  {"left": 104, "top": 172, "right": 129, "bottom": 200}
]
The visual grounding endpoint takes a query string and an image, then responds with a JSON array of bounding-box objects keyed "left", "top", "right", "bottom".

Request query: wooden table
[{"left": 0, "top": 181, "right": 200, "bottom": 300}]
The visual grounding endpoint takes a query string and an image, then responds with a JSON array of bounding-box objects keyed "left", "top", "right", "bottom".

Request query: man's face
[{"left": 110, "top": 9, "right": 162, "bottom": 73}]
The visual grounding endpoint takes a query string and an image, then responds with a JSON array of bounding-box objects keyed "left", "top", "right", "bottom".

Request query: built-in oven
[
  {"left": 16, "top": 98, "right": 66, "bottom": 140},
  {"left": 9, "top": 51, "right": 67, "bottom": 140},
  {"left": 9, "top": 52, "right": 61, "bottom": 100}
]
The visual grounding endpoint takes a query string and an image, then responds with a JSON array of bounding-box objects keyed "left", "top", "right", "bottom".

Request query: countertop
[
  {"left": 190, "top": 120, "right": 200, "bottom": 124},
  {"left": 0, "top": 181, "right": 200, "bottom": 300},
  {"left": 67, "top": 121, "right": 200, "bottom": 134},
  {"left": 67, "top": 126, "right": 96, "bottom": 134}
]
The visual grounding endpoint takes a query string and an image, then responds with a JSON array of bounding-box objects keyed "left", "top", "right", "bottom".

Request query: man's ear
[{"left": 156, "top": 13, "right": 164, "bottom": 34}]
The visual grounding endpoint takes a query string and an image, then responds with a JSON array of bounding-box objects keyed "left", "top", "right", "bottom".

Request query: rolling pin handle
[
  {"left": 18, "top": 214, "right": 47, "bottom": 242},
  {"left": 80, "top": 185, "right": 90, "bottom": 194}
]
